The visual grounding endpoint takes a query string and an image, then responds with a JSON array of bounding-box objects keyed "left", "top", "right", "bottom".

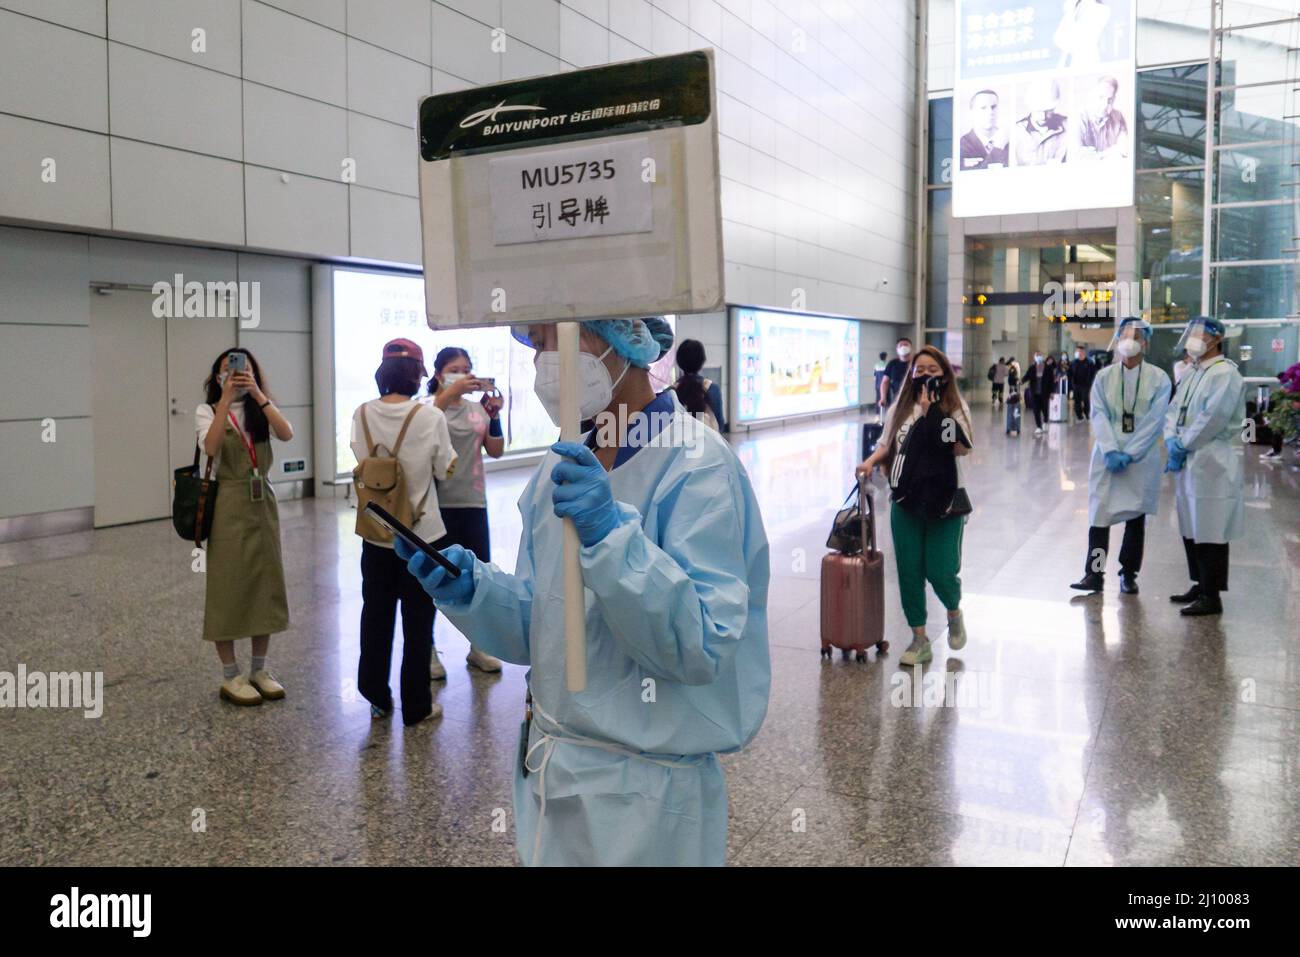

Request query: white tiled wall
[{"left": 0, "top": 0, "right": 918, "bottom": 321}]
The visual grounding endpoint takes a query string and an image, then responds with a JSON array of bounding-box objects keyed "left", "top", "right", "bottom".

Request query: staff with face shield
[
  {"left": 393, "top": 316, "right": 771, "bottom": 866},
  {"left": 1163, "top": 317, "right": 1246, "bottom": 616},
  {"left": 1070, "top": 319, "right": 1172, "bottom": 596}
]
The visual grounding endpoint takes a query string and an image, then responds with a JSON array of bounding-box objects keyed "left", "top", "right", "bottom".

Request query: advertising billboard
[
  {"left": 732, "top": 307, "right": 860, "bottom": 424},
  {"left": 952, "top": 0, "right": 1136, "bottom": 217}
]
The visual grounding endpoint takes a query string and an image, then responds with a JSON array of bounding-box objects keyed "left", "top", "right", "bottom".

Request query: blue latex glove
[
  {"left": 1164, "top": 436, "right": 1187, "bottom": 473},
  {"left": 551, "top": 441, "right": 624, "bottom": 547},
  {"left": 1104, "top": 450, "right": 1131, "bottom": 473},
  {"left": 395, "top": 537, "right": 476, "bottom": 604}
]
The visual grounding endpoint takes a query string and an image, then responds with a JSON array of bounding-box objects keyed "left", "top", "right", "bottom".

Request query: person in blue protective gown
[
  {"left": 396, "top": 317, "right": 771, "bottom": 866},
  {"left": 1163, "top": 316, "right": 1246, "bottom": 617},
  {"left": 1070, "top": 318, "right": 1171, "bottom": 595}
]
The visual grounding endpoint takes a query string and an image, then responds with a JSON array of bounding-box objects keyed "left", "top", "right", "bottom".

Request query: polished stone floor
[{"left": 1, "top": 405, "right": 1297, "bottom": 866}]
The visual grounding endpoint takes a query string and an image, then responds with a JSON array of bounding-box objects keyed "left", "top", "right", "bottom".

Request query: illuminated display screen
[
  {"left": 952, "top": 0, "right": 1136, "bottom": 217},
  {"left": 329, "top": 268, "right": 676, "bottom": 476},
  {"left": 732, "top": 307, "right": 860, "bottom": 424}
]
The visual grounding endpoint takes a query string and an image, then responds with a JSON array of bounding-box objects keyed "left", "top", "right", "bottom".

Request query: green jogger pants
[{"left": 889, "top": 501, "right": 965, "bottom": 628}]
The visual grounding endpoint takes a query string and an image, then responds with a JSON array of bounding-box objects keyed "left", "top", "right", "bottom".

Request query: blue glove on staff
[
  {"left": 395, "top": 538, "right": 476, "bottom": 604},
  {"left": 1104, "top": 451, "right": 1132, "bottom": 473},
  {"left": 1164, "top": 436, "right": 1187, "bottom": 473},
  {"left": 551, "top": 441, "right": 624, "bottom": 547}
]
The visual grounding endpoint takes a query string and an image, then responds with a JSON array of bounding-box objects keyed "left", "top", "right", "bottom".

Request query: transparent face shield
[
  {"left": 1174, "top": 318, "right": 1240, "bottom": 360},
  {"left": 1107, "top": 320, "right": 1150, "bottom": 359}
]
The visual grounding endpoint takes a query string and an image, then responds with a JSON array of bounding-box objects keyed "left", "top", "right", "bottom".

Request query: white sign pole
[{"left": 556, "top": 320, "right": 587, "bottom": 693}]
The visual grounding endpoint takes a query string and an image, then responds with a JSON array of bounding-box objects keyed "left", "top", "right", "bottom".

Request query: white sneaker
[
  {"left": 899, "top": 636, "right": 932, "bottom": 666},
  {"left": 429, "top": 650, "right": 447, "bottom": 681},
  {"left": 946, "top": 610, "right": 967, "bottom": 651},
  {"left": 219, "top": 674, "right": 263, "bottom": 706},
  {"left": 1034, "top": 426, "right": 1044, "bottom": 435},
  {"left": 249, "top": 669, "right": 285, "bottom": 700},
  {"left": 466, "top": 647, "right": 502, "bottom": 672}
]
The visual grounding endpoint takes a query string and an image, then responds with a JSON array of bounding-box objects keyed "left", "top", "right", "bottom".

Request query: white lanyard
[{"left": 522, "top": 696, "right": 702, "bottom": 867}]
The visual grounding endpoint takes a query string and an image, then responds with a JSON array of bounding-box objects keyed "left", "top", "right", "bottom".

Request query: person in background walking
[
  {"left": 672, "top": 338, "right": 727, "bottom": 431},
  {"left": 992, "top": 356, "right": 1008, "bottom": 407},
  {"left": 1069, "top": 344, "right": 1096, "bottom": 422},
  {"left": 428, "top": 346, "right": 505, "bottom": 677},
  {"left": 1023, "top": 351, "right": 1056, "bottom": 434},
  {"left": 873, "top": 352, "right": 889, "bottom": 408},
  {"left": 879, "top": 338, "right": 912, "bottom": 408}
]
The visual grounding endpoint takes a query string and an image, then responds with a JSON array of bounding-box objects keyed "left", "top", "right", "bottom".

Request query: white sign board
[
  {"left": 488, "top": 138, "right": 653, "bottom": 245},
  {"left": 417, "top": 50, "right": 724, "bottom": 329},
  {"left": 952, "top": 0, "right": 1136, "bottom": 217}
]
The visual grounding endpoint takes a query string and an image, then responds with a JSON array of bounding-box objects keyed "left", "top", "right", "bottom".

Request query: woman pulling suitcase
[{"left": 857, "top": 346, "right": 973, "bottom": 666}]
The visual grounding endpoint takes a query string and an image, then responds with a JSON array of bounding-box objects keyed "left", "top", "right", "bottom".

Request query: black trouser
[
  {"left": 1029, "top": 391, "right": 1047, "bottom": 428},
  {"left": 991, "top": 383, "right": 1003, "bottom": 404},
  {"left": 1085, "top": 517, "right": 1145, "bottom": 578},
  {"left": 430, "top": 507, "right": 491, "bottom": 641},
  {"left": 1182, "top": 537, "right": 1230, "bottom": 595},
  {"left": 1073, "top": 387, "right": 1090, "bottom": 420},
  {"left": 359, "top": 541, "right": 434, "bottom": 724}
]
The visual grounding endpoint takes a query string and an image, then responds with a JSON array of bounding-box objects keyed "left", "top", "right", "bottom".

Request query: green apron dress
[{"left": 202, "top": 414, "right": 290, "bottom": 641}]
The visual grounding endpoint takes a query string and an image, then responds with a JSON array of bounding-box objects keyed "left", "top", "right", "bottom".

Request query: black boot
[
  {"left": 1170, "top": 584, "right": 1202, "bottom": 604},
  {"left": 1070, "top": 573, "right": 1105, "bottom": 593},
  {"left": 1119, "top": 572, "right": 1139, "bottom": 594},
  {"left": 1180, "top": 592, "right": 1223, "bottom": 616}
]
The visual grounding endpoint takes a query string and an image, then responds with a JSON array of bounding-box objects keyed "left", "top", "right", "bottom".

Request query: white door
[
  {"left": 167, "top": 313, "right": 237, "bottom": 472},
  {"left": 90, "top": 290, "right": 171, "bottom": 527}
]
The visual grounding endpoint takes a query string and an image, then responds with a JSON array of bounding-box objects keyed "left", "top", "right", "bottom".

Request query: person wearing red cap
[{"left": 350, "top": 339, "right": 458, "bottom": 725}]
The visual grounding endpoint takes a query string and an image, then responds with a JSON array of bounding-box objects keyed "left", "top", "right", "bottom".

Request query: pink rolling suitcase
[{"left": 820, "top": 475, "right": 888, "bottom": 662}]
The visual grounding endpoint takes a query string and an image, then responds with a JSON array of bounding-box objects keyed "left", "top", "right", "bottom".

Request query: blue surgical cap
[{"left": 582, "top": 317, "right": 674, "bottom": 368}]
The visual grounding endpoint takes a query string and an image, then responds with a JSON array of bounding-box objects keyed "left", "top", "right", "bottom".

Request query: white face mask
[
  {"left": 897, "top": 345, "right": 911, "bottom": 359},
  {"left": 441, "top": 372, "right": 467, "bottom": 387},
  {"left": 1116, "top": 338, "right": 1142, "bottom": 359},
  {"left": 1184, "top": 336, "right": 1208, "bottom": 358},
  {"left": 1034, "top": 355, "right": 1044, "bottom": 363},
  {"left": 533, "top": 345, "right": 629, "bottom": 426}
]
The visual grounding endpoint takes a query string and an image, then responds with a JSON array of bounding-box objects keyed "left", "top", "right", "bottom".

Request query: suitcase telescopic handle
[{"left": 856, "top": 471, "right": 876, "bottom": 555}]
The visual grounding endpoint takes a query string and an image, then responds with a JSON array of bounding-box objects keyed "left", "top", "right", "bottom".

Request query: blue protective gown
[
  {"left": 1163, "top": 357, "right": 1246, "bottom": 543},
  {"left": 436, "top": 392, "right": 771, "bottom": 866},
  {"left": 1087, "top": 360, "right": 1172, "bottom": 526}
]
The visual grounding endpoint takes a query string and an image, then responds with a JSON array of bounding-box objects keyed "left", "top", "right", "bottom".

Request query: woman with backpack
[
  {"left": 856, "top": 345, "right": 973, "bottom": 666},
  {"left": 671, "top": 339, "right": 726, "bottom": 431},
  {"left": 350, "top": 339, "right": 457, "bottom": 725},
  {"left": 426, "top": 346, "right": 504, "bottom": 678},
  {"left": 196, "top": 348, "right": 294, "bottom": 706}
]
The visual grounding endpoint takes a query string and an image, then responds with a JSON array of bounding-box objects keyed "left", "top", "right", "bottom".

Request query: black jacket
[{"left": 1069, "top": 357, "right": 1095, "bottom": 392}]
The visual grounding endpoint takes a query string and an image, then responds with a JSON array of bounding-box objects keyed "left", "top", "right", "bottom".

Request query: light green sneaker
[
  {"left": 899, "top": 636, "right": 932, "bottom": 666},
  {"left": 946, "top": 610, "right": 967, "bottom": 651}
]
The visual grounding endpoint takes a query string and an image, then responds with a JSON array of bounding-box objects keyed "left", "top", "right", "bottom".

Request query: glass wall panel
[
  {"left": 1216, "top": 142, "right": 1295, "bottom": 203},
  {"left": 1213, "top": 262, "right": 1298, "bottom": 320},
  {"left": 1213, "top": 203, "right": 1297, "bottom": 264},
  {"left": 1137, "top": 169, "right": 1205, "bottom": 322},
  {"left": 1135, "top": 64, "right": 1207, "bottom": 169},
  {"left": 928, "top": 96, "right": 953, "bottom": 186}
]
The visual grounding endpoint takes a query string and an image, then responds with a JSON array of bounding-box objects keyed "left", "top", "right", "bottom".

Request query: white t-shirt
[
  {"left": 195, "top": 402, "right": 284, "bottom": 474},
  {"left": 350, "top": 398, "right": 457, "bottom": 546}
]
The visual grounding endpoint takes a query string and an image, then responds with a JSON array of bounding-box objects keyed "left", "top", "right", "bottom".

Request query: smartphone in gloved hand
[{"left": 363, "top": 502, "right": 461, "bottom": 578}]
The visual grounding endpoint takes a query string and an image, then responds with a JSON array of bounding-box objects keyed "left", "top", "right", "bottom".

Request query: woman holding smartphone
[
  {"left": 857, "top": 345, "right": 973, "bottom": 666},
  {"left": 427, "top": 347, "right": 504, "bottom": 677},
  {"left": 196, "top": 348, "right": 294, "bottom": 705}
]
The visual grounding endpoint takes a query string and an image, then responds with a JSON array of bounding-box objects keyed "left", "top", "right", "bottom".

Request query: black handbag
[
  {"left": 172, "top": 446, "right": 218, "bottom": 547},
  {"left": 941, "top": 486, "right": 973, "bottom": 519},
  {"left": 826, "top": 478, "right": 876, "bottom": 555}
]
